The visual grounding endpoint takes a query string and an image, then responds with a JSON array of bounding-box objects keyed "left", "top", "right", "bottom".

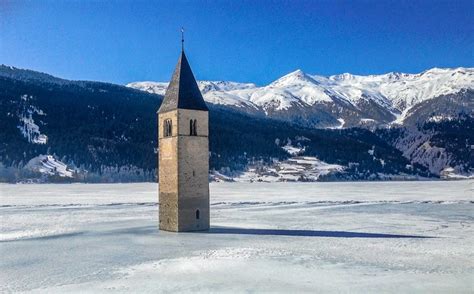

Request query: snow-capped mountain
[
  {"left": 127, "top": 80, "right": 259, "bottom": 109},
  {"left": 128, "top": 67, "right": 474, "bottom": 128},
  {"left": 127, "top": 80, "right": 257, "bottom": 96},
  {"left": 127, "top": 81, "right": 169, "bottom": 96}
]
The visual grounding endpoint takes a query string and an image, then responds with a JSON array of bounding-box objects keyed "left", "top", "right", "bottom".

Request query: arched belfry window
[
  {"left": 196, "top": 209, "right": 200, "bottom": 220},
  {"left": 190, "top": 119, "right": 197, "bottom": 136},
  {"left": 164, "top": 119, "right": 172, "bottom": 137}
]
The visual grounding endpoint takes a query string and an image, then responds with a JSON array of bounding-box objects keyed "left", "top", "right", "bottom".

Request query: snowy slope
[
  {"left": 16, "top": 94, "right": 48, "bottom": 144},
  {"left": 324, "top": 68, "right": 474, "bottom": 110},
  {"left": 248, "top": 70, "right": 334, "bottom": 111},
  {"left": 326, "top": 67, "right": 474, "bottom": 123},
  {"left": 24, "top": 155, "right": 73, "bottom": 177},
  {"left": 128, "top": 67, "right": 474, "bottom": 126},
  {"left": 127, "top": 81, "right": 169, "bottom": 95}
]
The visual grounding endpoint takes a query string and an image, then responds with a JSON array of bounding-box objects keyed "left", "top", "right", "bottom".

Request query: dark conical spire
[{"left": 158, "top": 51, "right": 208, "bottom": 113}]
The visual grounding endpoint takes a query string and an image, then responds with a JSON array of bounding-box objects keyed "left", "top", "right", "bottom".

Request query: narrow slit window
[
  {"left": 190, "top": 119, "right": 197, "bottom": 136},
  {"left": 196, "top": 209, "right": 200, "bottom": 219},
  {"left": 164, "top": 119, "right": 172, "bottom": 137}
]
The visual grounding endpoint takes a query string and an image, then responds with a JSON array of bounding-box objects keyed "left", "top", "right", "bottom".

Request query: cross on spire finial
[{"left": 181, "top": 27, "right": 184, "bottom": 51}]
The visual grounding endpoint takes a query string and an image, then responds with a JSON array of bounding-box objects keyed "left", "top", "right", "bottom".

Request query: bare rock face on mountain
[{"left": 401, "top": 89, "right": 473, "bottom": 126}]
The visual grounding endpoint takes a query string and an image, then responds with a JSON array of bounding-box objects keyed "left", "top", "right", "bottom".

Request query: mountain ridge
[{"left": 128, "top": 67, "right": 474, "bottom": 128}]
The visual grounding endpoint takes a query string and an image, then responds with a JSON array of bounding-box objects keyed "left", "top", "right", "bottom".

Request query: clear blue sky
[{"left": 1, "top": 0, "right": 473, "bottom": 85}]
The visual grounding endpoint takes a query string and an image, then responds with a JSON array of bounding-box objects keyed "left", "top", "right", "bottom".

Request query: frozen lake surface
[{"left": 1, "top": 181, "right": 473, "bottom": 293}]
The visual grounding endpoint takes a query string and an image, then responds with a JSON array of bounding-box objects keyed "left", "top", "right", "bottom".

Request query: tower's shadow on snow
[{"left": 208, "top": 227, "right": 433, "bottom": 239}]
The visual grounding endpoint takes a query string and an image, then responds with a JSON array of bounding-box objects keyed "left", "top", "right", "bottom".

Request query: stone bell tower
[{"left": 157, "top": 44, "right": 210, "bottom": 232}]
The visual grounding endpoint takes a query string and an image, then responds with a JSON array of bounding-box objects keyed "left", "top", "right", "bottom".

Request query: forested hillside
[{"left": 2, "top": 65, "right": 470, "bottom": 182}]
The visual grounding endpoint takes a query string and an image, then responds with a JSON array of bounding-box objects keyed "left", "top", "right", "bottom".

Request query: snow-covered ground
[
  {"left": 1, "top": 181, "right": 473, "bottom": 293},
  {"left": 231, "top": 156, "right": 345, "bottom": 182},
  {"left": 24, "top": 155, "right": 74, "bottom": 178}
]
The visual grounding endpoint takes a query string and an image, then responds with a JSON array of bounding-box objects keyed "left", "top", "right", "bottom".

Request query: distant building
[{"left": 157, "top": 46, "right": 210, "bottom": 232}]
